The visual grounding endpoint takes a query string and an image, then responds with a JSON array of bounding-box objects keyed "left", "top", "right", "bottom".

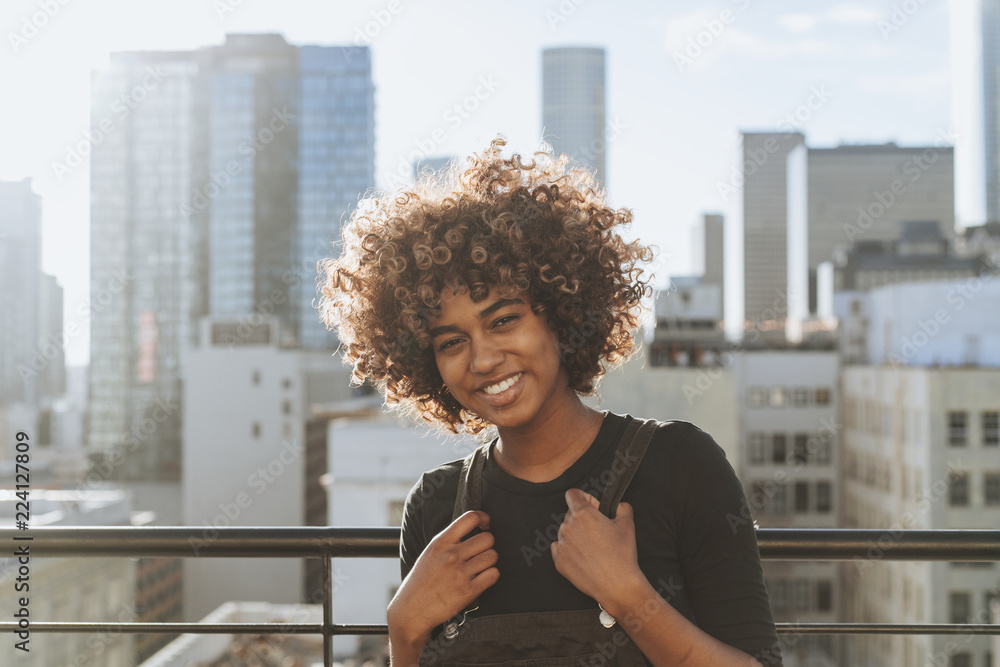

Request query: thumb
[{"left": 566, "top": 487, "right": 599, "bottom": 511}]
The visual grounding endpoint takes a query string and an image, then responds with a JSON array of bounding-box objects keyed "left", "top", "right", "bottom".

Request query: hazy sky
[{"left": 0, "top": 0, "right": 971, "bottom": 365}]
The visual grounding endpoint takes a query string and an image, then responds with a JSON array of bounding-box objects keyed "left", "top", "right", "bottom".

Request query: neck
[{"left": 493, "top": 395, "right": 605, "bottom": 483}]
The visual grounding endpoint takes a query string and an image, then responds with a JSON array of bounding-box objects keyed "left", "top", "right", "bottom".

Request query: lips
[
  {"left": 476, "top": 372, "right": 525, "bottom": 407},
  {"left": 481, "top": 372, "right": 523, "bottom": 395}
]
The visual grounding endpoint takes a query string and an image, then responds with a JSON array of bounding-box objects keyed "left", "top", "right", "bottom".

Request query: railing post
[{"left": 324, "top": 553, "right": 333, "bottom": 667}]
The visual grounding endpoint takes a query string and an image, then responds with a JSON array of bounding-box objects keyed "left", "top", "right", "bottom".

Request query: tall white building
[
  {"left": 841, "top": 366, "right": 1000, "bottom": 667},
  {"left": 182, "top": 318, "right": 354, "bottom": 622},
  {"left": 542, "top": 47, "right": 607, "bottom": 186},
  {"left": 837, "top": 277, "right": 1000, "bottom": 667}
]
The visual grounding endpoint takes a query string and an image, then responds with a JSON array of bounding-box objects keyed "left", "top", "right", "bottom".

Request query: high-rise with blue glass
[{"left": 88, "top": 34, "right": 374, "bottom": 480}]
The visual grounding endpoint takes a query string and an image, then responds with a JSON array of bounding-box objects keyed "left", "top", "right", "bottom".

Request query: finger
[
  {"left": 614, "top": 501, "right": 634, "bottom": 521},
  {"left": 457, "top": 530, "right": 495, "bottom": 560},
  {"left": 464, "top": 547, "right": 498, "bottom": 576},
  {"left": 444, "top": 510, "right": 491, "bottom": 541},
  {"left": 581, "top": 490, "right": 600, "bottom": 510},
  {"left": 471, "top": 565, "right": 500, "bottom": 593}
]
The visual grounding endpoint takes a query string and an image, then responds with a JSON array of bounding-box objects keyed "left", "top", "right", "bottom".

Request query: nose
[{"left": 468, "top": 334, "right": 504, "bottom": 375}]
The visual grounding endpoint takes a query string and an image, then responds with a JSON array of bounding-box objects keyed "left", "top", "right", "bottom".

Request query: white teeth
[{"left": 483, "top": 373, "right": 522, "bottom": 396}]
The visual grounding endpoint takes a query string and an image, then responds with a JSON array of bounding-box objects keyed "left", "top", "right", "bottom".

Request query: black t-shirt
[{"left": 399, "top": 412, "right": 783, "bottom": 665}]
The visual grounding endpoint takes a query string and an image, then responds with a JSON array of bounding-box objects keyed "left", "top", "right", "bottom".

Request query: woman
[{"left": 319, "top": 138, "right": 782, "bottom": 666}]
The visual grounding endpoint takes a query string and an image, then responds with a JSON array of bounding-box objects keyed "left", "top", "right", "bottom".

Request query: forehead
[{"left": 431, "top": 284, "right": 525, "bottom": 322}]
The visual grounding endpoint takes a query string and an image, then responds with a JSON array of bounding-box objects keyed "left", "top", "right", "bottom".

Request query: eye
[
  {"left": 493, "top": 314, "right": 519, "bottom": 328},
  {"left": 437, "top": 337, "right": 463, "bottom": 353}
]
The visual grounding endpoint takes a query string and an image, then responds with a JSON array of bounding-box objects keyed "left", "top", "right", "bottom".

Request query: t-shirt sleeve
[
  {"left": 399, "top": 475, "right": 427, "bottom": 582},
  {"left": 672, "top": 425, "right": 783, "bottom": 666}
]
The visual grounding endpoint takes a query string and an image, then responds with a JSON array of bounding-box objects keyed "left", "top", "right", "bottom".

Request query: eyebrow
[{"left": 428, "top": 297, "right": 525, "bottom": 338}]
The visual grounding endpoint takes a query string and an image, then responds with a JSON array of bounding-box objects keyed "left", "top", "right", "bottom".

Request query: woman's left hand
[{"left": 550, "top": 488, "right": 644, "bottom": 605}]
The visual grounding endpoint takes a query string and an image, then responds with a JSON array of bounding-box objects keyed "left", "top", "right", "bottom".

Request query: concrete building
[
  {"left": 841, "top": 366, "right": 1000, "bottom": 667},
  {"left": 87, "top": 34, "right": 375, "bottom": 481},
  {"left": 182, "top": 317, "right": 354, "bottom": 622},
  {"left": 802, "top": 144, "right": 955, "bottom": 312},
  {"left": 834, "top": 221, "right": 987, "bottom": 296},
  {"left": 542, "top": 47, "right": 607, "bottom": 186},
  {"left": 735, "top": 348, "right": 842, "bottom": 666},
  {"left": 835, "top": 277, "right": 1000, "bottom": 367},
  {"left": 837, "top": 273, "right": 1000, "bottom": 666},
  {"left": 703, "top": 213, "right": 725, "bottom": 318},
  {"left": 0, "top": 490, "right": 135, "bottom": 667}
]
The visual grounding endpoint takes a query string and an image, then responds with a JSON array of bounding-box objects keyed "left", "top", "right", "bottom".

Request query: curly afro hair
[{"left": 318, "top": 137, "right": 654, "bottom": 434}]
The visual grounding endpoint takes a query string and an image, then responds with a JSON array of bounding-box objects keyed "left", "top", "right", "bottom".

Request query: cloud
[
  {"left": 824, "top": 3, "right": 884, "bottom": 25},
  {"left": 778, "top": 14, "right": 818, "bottom": 34}
]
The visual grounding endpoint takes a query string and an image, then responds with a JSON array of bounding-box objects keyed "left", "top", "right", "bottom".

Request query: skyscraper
[
  {"left": 542, "top": 47, "right": 606, "bottom": 186},
  {"left": 0, "top": 179, "right": 42, "bottom": 407},
  {"left": 984, "top": 0, "right": 1000, "bottom": 221},
  {"left": 87, "top": 34, "right": 374, "bottom": 480},
  {"left": 740, "top": 131, "right": 805, "bottom": 337}
]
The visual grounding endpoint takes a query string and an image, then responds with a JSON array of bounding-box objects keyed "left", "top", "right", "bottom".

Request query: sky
[{"left": 0, "top": 0, "right": 975, "bottom": 366}]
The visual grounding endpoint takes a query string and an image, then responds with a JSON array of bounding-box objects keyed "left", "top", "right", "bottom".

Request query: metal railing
[{"left": 1, "top": 527, "right": 999, "bottom": 666}]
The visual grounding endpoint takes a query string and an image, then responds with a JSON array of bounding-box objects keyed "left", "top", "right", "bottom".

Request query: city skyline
[{"left": 0, "top": 0, "right": 965, "bottom": 365}]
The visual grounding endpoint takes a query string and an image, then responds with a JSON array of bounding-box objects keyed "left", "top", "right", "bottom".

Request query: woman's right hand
[{"left": 387, "top": 510, "right": 500, "bottom": 652}]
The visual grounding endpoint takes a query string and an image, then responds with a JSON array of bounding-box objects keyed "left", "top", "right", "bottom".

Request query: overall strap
[
  {"left": 598, "top": 418, "right": 662, "bottom": 518},
  {"left": 451, "top": 440, "right": 491, "bottom": 520}
]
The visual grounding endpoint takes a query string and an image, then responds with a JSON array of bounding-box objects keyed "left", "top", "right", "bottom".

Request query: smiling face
[{"left": 428, "top": 285, "right": 576, "bottom": 433}]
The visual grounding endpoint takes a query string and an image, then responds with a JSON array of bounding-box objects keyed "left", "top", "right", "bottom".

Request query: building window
[
  {"left": 985, "top": 473, "right": 1000, "bottom": 506},
  {"left": 747, "top": 387, "right": 766, "bottom": 408},
  {"left": 283, "top": 378, "right": 293, "bottom": 390},
  {"left": 948, "top": 653, "right": 970, "bottom": 667},
  {"left": 794, "top": 482, "right": 809, "bottom": 513},
  {"left": 816, "top": 437, "right": 831, "bottom": 465},
  {"left": 949, "top": 472, "right": 969, "bottom": 507},
  {"left": 816, "top": 481, "right": 831, "bottom": 513},
  {"left": 252, "top": 422, "right": 261, "bottom": 438},
  {"left": 948, "top": 411, "right": 968, "bottom": 446},
  {"left": 749, "top": 433, "right": 765, "bottom": 465},
  {"left": 769, "top": 386, "right": 788, "bottom": 408},
  {"left": 817, "top": 580, "right": 832, "bottom": 612},
  {"left": 772, "top": 434, "right": 787, "bottom": 464},
  {"left": 794, "top": 580, "right": 810, "bottom": 611},
  {"left": 793, "top": 387, "right": 809, "bottom": 406},
  {"left": 984, "top": 411, "right": 999, "bottom": 446},
  {"left": 814, "top": 387, "right": 831, "bottom": 406},
  {"left": 950, "top": 592, "right": 971, "bottom": 624},
  {"left": 772, "top": 484, "right": 787, "bottom": 515},
  {"left": 282, "top": 400, "right": 292, "bottom": 415},
  {"left": 793, "top": 434, "right": 809, "bottom": 465},
  {"left": 252, "top": 370, "right": 261, "bottom": 385}
]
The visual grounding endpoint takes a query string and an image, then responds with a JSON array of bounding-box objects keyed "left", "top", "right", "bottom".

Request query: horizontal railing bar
[
  {"left": 0, "top": 622, "right": 323, "bottom": 634},
  {"left": 1, "top": 527, "right": 998, "bottom": 560},
  {"left": 777, "top": 623, "right": 1000, "bottom": 635},
  {"left": 1, "top": 622, "right": 998, "bottom": 636},
  {"left": 0, "top": 527, "right": 399, "bottom": 558}
]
